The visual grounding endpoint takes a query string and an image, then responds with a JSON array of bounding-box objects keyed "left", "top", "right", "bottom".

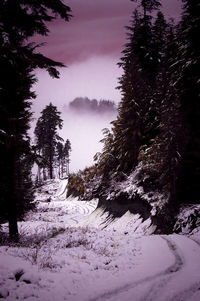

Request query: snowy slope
[{"left": 0, "top": 179, "right": 200, "bottom": 301}]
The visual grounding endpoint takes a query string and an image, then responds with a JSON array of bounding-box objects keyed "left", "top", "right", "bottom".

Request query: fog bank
[{"left": 59, "top": 107, "right": 117, "bottom": 172}]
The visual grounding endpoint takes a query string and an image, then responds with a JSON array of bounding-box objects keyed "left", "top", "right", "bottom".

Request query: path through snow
[{"left": 0, "top": 180, "right": 200, "bottom": 301}]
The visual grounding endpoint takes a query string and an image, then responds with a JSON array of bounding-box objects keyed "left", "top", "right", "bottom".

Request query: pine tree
[
  {"left": 92, "top": 1, "right": 164, "bottom": 204},
  {"left": 64, "top": 139, "right": 72, "bottom": 176},
  {"left": 56, "top": 139, "right": 71, "bottom": 178},
  {"left": 110, "top": 1, "right": 162, "bottom": 175},
  {"left": 35, "top": 103, "right": 63, "bottom": 179},
  {"left": 156, "top": 22, "right": 183, "bottom": 202},
  {"left": 94, "top": 127, "right": 117, "bottom": 194},
  {"left": 56, "top": 142, "right": 64, "bottom": 179},
  {"left": 131, "top": 0, "right": 161, "bottom": 15},
  {"left": 0, "top": 1, "right": 71, "bottom": 239},
  {"left": 0, "top": 49, "right": 36, "bottom": 237}
]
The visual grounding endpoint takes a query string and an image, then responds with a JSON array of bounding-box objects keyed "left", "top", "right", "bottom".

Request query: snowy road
[
  {"left": 90, "top": 235, "right": 200, "bottom": 301},
  {"left": 0, "top": 180, "right": 200, "bottom": 301}
]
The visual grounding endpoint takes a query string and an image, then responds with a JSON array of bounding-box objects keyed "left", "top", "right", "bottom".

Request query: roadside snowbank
[{"left": 80, "top": 207, "right": 156, "bottom": 235}]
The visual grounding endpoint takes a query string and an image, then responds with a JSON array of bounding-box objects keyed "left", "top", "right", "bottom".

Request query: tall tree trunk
[
  {"left": 61, "top": 158, "right": 64, "bottom": 178},
  {"left": 7, "top": 146, "right": 19, "bottom": 241},
  {"left": 49, "top": 143, "right": 53, "bottom": 179},
  {"left": 58, "top": 160, "right": 61, "bottom": 179},
  {"left": 37, "top": 165, "right": 41, "bottom": 183},
  {"left": 43, "top": 168, "right": 47, "bottom": 180},
  {"left": 66, "top": 157, "right": 69, "bottom": 176}
]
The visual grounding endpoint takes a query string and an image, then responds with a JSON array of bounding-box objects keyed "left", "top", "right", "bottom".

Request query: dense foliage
[{"left": 67, "top": 165, "right": 100, "bottom": 200}]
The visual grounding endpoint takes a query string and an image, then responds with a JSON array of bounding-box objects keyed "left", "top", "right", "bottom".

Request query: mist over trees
[
  {"left": 60, "top": 96, "right": 117, "bottom": 173},
  {"left": 0, "top": 0, "right": 71, "bottom": 239},
  {"left": 68, "top": 0, "right": 200, "bottom": 233},
  {"left": 68, "top": 97, "right": 116, "bottom": 114}
]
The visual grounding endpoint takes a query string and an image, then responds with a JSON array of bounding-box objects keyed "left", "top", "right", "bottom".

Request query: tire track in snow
[
  {"left": 71, "top": 204, "right": 89, "bottom": 215},
  {"left": 65, "top": 200, "right": 97, "bottom": 225},
  {"left": 169, "top": 282, "right": 200, "bottom": 301},
  {"left": 166, "top": 236, "right": 200, "bottom": 301},
  {"left": 71, "top": 201, "right": 97, "bottom": 216},
  {"left": 139, "top": 236, "right": 184, "bottom": 301},
  {"left": 89, "top": 236, "right": 184, "bottom": 301},
  {"left": 138, "top": 236, "right": 200, "bottom": 301}
]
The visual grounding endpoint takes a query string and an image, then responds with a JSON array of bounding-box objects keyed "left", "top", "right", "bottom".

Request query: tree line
[
  {"left": 69, "top": 97, "right": 116, "bottom": 114},
  {"left": 68, "top": 0, "right": 200, "bottom": 232}
]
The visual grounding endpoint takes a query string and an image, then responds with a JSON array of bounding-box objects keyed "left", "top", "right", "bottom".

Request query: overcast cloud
[{"left": 35, "top": 0, "right": 182, "bottom": 65}]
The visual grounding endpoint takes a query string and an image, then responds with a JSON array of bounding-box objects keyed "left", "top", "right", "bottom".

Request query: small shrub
[
  {"left": 14, "top": 269, "right": 25, "bottom": 281},
  {"left": 67, "top": 165, "right": 100, "bottom": 200},
  {"left": 65, "top": 237, "right": 89, "bottom": 248}
]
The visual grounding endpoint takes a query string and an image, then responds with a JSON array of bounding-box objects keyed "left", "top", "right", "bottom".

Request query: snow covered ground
[{"left": 0, "top": 179, "right": 200, "bottom": 301}]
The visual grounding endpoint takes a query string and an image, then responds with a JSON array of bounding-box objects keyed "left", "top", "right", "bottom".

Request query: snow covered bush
[
  {"left": 67, "top": 165, "right": 101, "bottom": 201},
  {"left": 174, "top": 205, "right": 200, "bottom": 234}
]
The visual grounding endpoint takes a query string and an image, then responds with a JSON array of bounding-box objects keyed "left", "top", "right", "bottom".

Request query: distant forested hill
[{"left": 68, "top": 97, "right": 116, "bottom": 114}]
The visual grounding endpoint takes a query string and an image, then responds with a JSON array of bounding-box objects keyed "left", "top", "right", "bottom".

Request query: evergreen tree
[
  {"left": 132, "top": 0, "right": 161, "bottom": 16},
  {"left": 34, "top": 103, "right": 63, "bottom": 179},
  {"left": 155, "top": 22, "right": 183, "bottom": 204},
  {"left": 0, "top": 1, "right": 71, "bottom": 239},
  {"left": 64, "top": 139, "right": 72, "bottom": 176},
  {"left": 0, "top": 46, "right": 36, "bottom": 237},
  {"left": 94, "top": 127, "right": 117, "bottom": 194},
  {"left": 137, "top": 17, "right": 180, "bottom": 193},
  {"left": 56, "top": 142, "right": 64, "bottom": 179},
  {"left": 106, "top": 0, "right": 162, "bottom": 175},
  {"left": 56, "top": 139, "right": 71, "bottom": 178}
]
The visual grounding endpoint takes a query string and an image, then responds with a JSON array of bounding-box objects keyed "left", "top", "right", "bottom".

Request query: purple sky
[
  {"left": 32, "top": 0, "right": 182, "bottom": 171},
  {"left": 33, "top": 0, "right": 182, "bottom": 113},
  {"left": 37, "top": 0, "right": 182, "bottom": 65}
]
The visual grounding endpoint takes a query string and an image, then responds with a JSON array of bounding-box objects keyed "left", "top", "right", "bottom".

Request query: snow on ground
[{"left": 1, "top": 179, "right": 200, "bottom": 301}]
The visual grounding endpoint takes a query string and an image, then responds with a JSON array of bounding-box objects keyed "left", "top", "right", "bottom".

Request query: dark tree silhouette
[
  {"left": 56, "top": 139, "right": 71, "bottom": 178},
  {"left": 0, "top": 1, "right": 71, "bottom": 239},
  {"left": 176, "top": 0, "right": 200, "bottom": 203},
  {"left": 64, "top": 139, "right": 72, "bottom": 176},
  {"left": 34, "top": 103, "right": 63, "bottom": 180}
]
